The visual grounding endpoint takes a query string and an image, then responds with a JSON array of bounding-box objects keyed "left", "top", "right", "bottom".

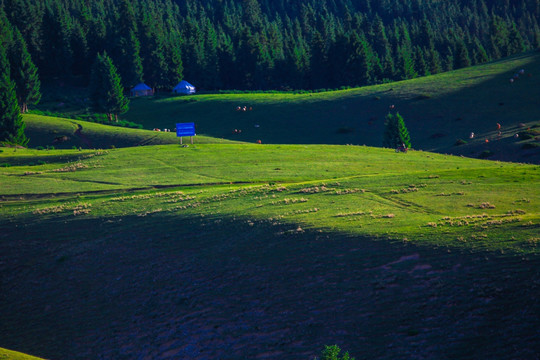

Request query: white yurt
[{"left": 173, "top": 80, "right": 196, "bottom": 95}]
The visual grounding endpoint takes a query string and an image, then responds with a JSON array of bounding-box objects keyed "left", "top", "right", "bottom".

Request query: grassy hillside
[
  {"left": 1, "top": 143, "right": 539, "bottom": 359},
  {"left": 3, "top": 53, "right": 539, "bottom": 359},
  {"left": 1, "top": 144, "right": 538, "bottom": 251},
  {"left": 0, "top": 348, "right": 47, "bottom": 360},
  {"left": 120, "top": 51, "right": 540, "bottom": 163},
  {"left": 22, "top": 114, "right": 241, "bottom": 149}
]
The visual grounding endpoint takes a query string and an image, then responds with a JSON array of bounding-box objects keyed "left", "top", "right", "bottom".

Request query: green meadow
[
  {"left": 0, "top": 348, "right": 46, "bottom": 360},
  {"left": 33, "top": 52, "right": 540, "bottom": 163},
  {"left": 1, "top": 145, "right": 539, "bottom": 252},
  {"left": 122, "top": 52, "right": 540, "bottom": 163},
  {"left": 1, "top": 54, "right": 539, "bottom": 360}
]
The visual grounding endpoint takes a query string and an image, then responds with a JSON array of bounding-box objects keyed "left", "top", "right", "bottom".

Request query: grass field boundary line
[{"left": 0, "top": 181, "right": 267, "bottom": 201}]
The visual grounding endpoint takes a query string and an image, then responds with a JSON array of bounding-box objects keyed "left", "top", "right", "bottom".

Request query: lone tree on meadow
[
  {"left": 0, "top": 44, "right": 27, "bottom": 146},
  {"left": 383, "top": 112, "right": 411, "bottom": 149},
  {"left": 89, "top": 52, "right": 129, "bottom": 122}
]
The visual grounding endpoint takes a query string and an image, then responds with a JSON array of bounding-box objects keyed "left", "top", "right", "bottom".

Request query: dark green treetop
[
  {"left": 9, "top": 27, "right": 41, "bottom": 113},
  {"left": 89, "top": 52, "right": 129, "bottom": 122},
  {"left": 383, "top": 112, "right": 411, "bottom": 149},
  {"left": 0, "top": 44, "right": 27, "bottom": 146}
]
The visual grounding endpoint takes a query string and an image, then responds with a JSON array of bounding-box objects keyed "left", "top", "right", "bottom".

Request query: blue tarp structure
[
  {"left": 173, "top": 80, "right": 196, "bottom": 94},
  {"left": 130, "top": 83, "right": 153, "bottom": 97}
]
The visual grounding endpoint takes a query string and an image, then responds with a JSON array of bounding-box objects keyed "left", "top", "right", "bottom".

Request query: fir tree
[
  {"left": 114, "top": 0, "right": 143, "bottom": 88},
  {"left": 346, "top": 32, "right": 373, "bottom": 86},
  {"left": 9, "top": 27, "right": 41, "bottom": 113},
  {"left": 507, "top": 22, "right": 527, "bottom": 54},
  {"left": 309, "top": 30, "right": 328, "bottom": 88},
  {"left": 455, "top": 39, "right": 471, "bottom": 68},
  {"left": 383, "top": 112, "right": 411, "bottom": 149},
  {"left": 0, "top": 44, "right": 27, "bottom": 146},
  {"left": 89, "top": 52, "right": 129, "bottom": 122},
  {"left": 164, "top": 32, "right": 184, "bottom": 88}
]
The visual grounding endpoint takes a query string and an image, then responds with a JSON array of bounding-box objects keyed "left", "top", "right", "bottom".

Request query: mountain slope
[{"left": 124, "top": 51, "right": 540, "bottom": 163}]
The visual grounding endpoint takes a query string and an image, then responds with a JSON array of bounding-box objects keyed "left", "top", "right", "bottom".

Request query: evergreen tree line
[
  {"left": 0, "top": 9, "right": 41, "bottom": 145},
  {"left": 1, "top": 0, "right": 539, "bottom": 91}
]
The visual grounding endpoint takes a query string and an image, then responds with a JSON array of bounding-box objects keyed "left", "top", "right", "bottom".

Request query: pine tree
[
  {"left": 242, "top": 0, "right": 263, "bottom": 30},
  {"left": 472, "top": 38, "right": 490, "bottom": 64},
  {"left": 309, "top": 30, "right": 328, "bottom": 88},
  {"left": 0, "top": 44, "right": 27, "bottom": 146},
  {"left": 40, "top": 5, "right": 73, "bottom": 77},
  {"left": 89, "top": 52, "right": 129, "bottom": 122},
  {"left": 413, "top": 46, "right": 428, "bottom": 76},
  {"left": 383, "top": 112, "right": 411, "bottom": 149},
  {"left": 164, "top": 32, "right": 184, "bottom": 88},
  {"left": 396, "top": 112, "right": 411, "bottom": 149},
  {"left": 139, "top": 13, "right": 167, "bottom": 89},
  {"left": 427, "top": 47, "right": 442, "bottom": 74},
  {"left": 346, "top": 32, "right": 373, "bottom": 86},
  {"left": 455, "top": 39, "right": 471, "bottom": 68},
  {"left": 507, "top": 22, "right": 527, "bottom": 54},
  {"left": 114, "top": 0, "right": 143, "bottom": 88},
  {"left": 489, "top": 15, "right": 509, "bottom": 57},
  {"left": 9, "top": 27, "right": 41, "bottom": 113}
]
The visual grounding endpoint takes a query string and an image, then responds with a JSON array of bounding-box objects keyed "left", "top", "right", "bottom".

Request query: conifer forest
[{"left": 1, "top": 0, "right": 539, "bottom": 91}]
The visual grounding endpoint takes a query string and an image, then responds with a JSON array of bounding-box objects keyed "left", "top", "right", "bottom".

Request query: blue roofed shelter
[
  {"left": 130, "top": 83, "right": 153, "bottom": 97},
  {"left": 173, "top": 80, "right": 196, "bottom": 95}
]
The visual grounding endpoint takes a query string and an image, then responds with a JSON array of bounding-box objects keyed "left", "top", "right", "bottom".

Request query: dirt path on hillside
[
  {"left": 73, "top": 123, "right": 92, "bottom": 148},
  {"left": 0, "top": 217, "right": 538, "bottom": 360}
]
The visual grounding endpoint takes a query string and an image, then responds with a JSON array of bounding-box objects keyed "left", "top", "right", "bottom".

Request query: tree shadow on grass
[{"left": 0, "top": 212, "right": 538, "bottom": 359}]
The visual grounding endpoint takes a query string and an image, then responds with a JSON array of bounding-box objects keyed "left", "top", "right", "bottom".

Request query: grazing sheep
[{"left": 53, "top": 135, "right": 69, "bottom": 143}]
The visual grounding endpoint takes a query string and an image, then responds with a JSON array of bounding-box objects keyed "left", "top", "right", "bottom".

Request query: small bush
[
  {"left": 478, "top": 150, "right": 494, "bottom": 159},
  {"left": 37, "top": 160, "right": 46, "bottom": 165},
  {"left": 521, "top": 142, "right": 539, "bottom": 149},
  {"left": 430, "top": 133, "right": 446, "bottom": 139},
  {"left": 0, "top": 163, "right": 11, "bottom": 167},
  {"left": 455, "top": 139, "right": 467, "bottom": 146},
  {"left": 317, "top": 345, "right": 355, "bottom": 360},
  {"left": 36, "top": 146, "right": 44, "bottom": 150},
  {"left": 414, "top": 94, "right": 431, "bottom": 100},
  {"left": 518, "top": 131, "right": 535, "bottom": 140},
  {"left": 337, "top": 127, "right": 354, "bottom": 134}
]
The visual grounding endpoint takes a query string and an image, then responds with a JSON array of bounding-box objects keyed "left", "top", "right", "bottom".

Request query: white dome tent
[{"left": 173, "top": 80, "right": 196, "bottom": 95}]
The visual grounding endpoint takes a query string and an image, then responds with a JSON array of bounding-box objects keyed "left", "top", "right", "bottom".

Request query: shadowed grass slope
[
  {"left": 0, "top": 203, "right": 538, "bottom": 360},
  {"left": 124, "top": 51, "right": 540, "bottom": 163},
  {"left": 22, "top": 114, "right": 241, "bottom": 150}
]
